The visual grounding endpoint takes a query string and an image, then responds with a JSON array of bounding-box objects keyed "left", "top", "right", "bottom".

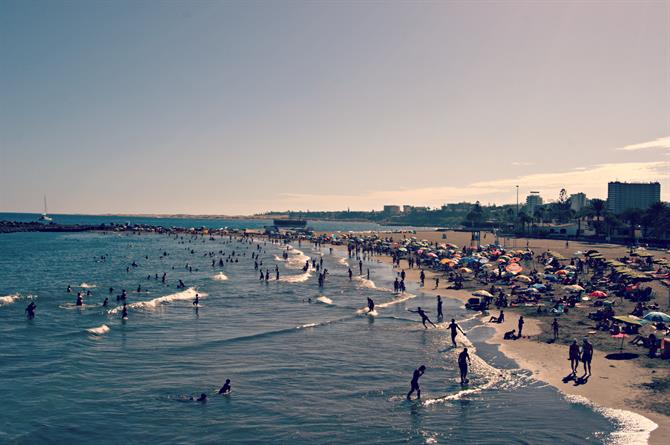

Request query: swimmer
[
  {"left": 447, "top": 319, "right": 466, "bottom": 347},
  {"left": 458, "top": 347, "right": 471, "bottom": 385},
  {"left": 76, "top": 292, "right": 83, "bottom": 306},
  {"left": 408, "top": 307, "right": 436, "bottom": 329},
  {"left": 196, "top": 393, "right": 207, "bottom": 402},
  {"left": 103, "top": 297, "right": 109, "bottom": 307},
  {"left": 25, "top": 301, "right": 36, "bottom": 319},
  {"left": 406, "top": 365, "right": 426, "bottom": 400},
  {"left": 218, "top": 379, "right": 231, "bottom": 395}
]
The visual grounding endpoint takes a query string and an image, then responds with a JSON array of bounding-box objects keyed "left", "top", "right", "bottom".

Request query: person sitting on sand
[
  {"left": 488, "top": 310, "right": 504, "bottom": 323},
  {"left": 503, "top": 329, "right": 516, "bottom": 340},
  {"left": 219, "top": 379, "right": 231, "bottom": 395},
  {"left": 406, "top": 365, "right": 426, "bottom": 400}
]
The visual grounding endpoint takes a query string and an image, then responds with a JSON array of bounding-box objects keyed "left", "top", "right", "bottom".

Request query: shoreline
[{"left": 332, "top": 232, "right": 669, "bottom": 444}]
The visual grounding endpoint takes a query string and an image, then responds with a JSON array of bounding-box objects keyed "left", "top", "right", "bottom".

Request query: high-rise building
[
  {"left": 569, "top": 193, "right": 589, "bottom": 212},
  {"left": 525, "top": 192, "right": 543, "bottom": 215},
  {"left": 607, "top": 182, "right": 660, "bottom": 214},
  {"left": 383, "top": 205, "right": 402, "bottom": 215}
]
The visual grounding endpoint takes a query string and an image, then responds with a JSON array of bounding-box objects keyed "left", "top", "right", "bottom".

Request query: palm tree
[
  {"left": 517, "top": 211, "right": 532, "bottom": 234},
  {"left": 620, "top": 208, "right": 642, "bottom": 242},
  {"left": 588, "top": 199, "right": 607, "bottom": 235}
]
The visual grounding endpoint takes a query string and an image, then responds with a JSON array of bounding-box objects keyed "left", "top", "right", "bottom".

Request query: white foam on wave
[
  {"left": 423, "top": 324, "right": 521, "bottom": 406},
  {"left": 212, "top": 272, "right": 229, "bottom": 281},
  {"left": 354, "top": 276, "right": 393, "bottom": 293},
  {"left": 0, "top": 294, "right": 20, "bottom": 306},
  {"left": 79, "top": 282, "right": 96, "bottom": 289},
  {"left": 285, "top": 247, "right": 310, "bottom": 270},
  {"left": 279, "top": 271, "right": 312, "bottom": 283},
  {"left": 297, "top": 322, "right": 318, "bottom": 329},
  {"left": 338, "top": 257, "right": 349, "bottom": 267},
  {"left": 87, "top": 324, "right": 110, "bottom": 335},
  {"left": 108, "top": 287, "right": 206, "bottom": 314},
  {"left": 562, "top": 394, "right": 657, "bottom": 445},
  {"left": 316, "top": 296, "right": 334, "bottom": 305},
  {"left": 376, "top": 293, "right": 417, "bottom": 309}
]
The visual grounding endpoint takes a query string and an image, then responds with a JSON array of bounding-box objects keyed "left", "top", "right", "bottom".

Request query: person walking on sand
[
  {"left": 448, "top": 319, "right": 466, "bottom": 347},
  {"left": 406, "top": 365, "right": 426, "bottom": 400},
  {"left": 436, "top": 295, "right": 443, "bottom": 320},
  {"left": 551, "top": 318, "right": 559, "bottom": 341},
  {"left": 569, "top": 339, "right": 580, "bottom": 375},
  {"left": 458, "top": 348, "right": 472, "bottom": 385},
  {"left": 517, "top": 316, "right": 525, "bottom": 338},
  {"left": 581, "top": 338, "right": 593, "bottom": 375},
  {"left": 408, "top": 307, "right": 437, "bottom": 329}
]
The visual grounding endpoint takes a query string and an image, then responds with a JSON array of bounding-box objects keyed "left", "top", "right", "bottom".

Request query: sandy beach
[{"left": 324, "top": 229, "right": 670, "bottom": 443}]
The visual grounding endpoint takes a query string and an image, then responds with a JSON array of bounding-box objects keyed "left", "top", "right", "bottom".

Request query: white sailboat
[{"left": 39, "top": 195, "right": 52, "bottom": 222}]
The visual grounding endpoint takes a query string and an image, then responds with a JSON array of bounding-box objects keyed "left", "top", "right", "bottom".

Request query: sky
[{"left": 1, "top": 0, "right": 668, "bottom": 215}]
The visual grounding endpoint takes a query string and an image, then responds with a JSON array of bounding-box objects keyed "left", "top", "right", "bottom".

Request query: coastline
[{"left": 334, "top": 230, "right": 669, "bottom": 444}]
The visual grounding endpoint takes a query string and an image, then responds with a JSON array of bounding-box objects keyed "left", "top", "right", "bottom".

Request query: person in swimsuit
[
  {"left": 569, "top": 339, "right": 580, "bottom": 375},
  {"left": 408, "top": 307, "right": 437, "bottom": 329},
  {"left": 581, "top": 338, "right": 593, "bottom": 375},
  {"left": 458, "top": 348, "right": 472, "bottom": 385},
  {"left": 447, "top": 319, "right": 466, "bottom": 347},
  {"left": 219, "top": 379, "right": 231, "bottom": 394},
  {"left": 406, "top": 365, "right": 426, "bottom": 400}
]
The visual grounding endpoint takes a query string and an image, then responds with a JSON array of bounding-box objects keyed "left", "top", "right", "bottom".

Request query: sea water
[{"left": 0, "top": 224, "right": 653, "bottom": 444}]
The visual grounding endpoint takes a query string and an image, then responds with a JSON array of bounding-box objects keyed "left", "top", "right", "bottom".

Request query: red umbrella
[
  {"left": 610, "top": 332, "right": 627, "bottom": 352},
  {"left": 589, "top": 290, "right": 608, "bottom": 298}
]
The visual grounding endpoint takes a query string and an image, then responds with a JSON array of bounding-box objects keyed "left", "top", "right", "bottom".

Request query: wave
[
  {"left": 86, "top": 324, "right": 110, "bottom": 335},
  {"left": 0, "top": 294, "right": 20, "bottom": 306},
  {"left": 279, "top": 271, "right": 312, "bottom": 283},
  {"left": 212, "top": 272, "right": 229, "bottom": 281},
  {"left": 338, "top": 257, "right": 349, "bottom": 267},
  {"left": 316, "top": 296, "right": 334, "bottom": 305},
  {"left": 354, "top": 276, "right": 393, "bottom": 293},
  {"left": 108, "top": 288, "right": 205, "bottom": 314},
  {"left": 285, "top": 247, "right": 310, "bottom": 270},
  {"left": 563, "top": 394, "right": 657, "bottom": 445},
  {"left": 376, "top": 293, "right": 417, "bottom": 309},
  {"left": 79, "top": 282, "right": 96, "bottom": 288}
]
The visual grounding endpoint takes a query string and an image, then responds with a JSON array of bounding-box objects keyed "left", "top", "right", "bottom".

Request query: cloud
[
  {"left": 615, "top": 136, "right": 670, "bottom": 151},
  {"left": 267, "top": 161, "right": 669, "bottom": 211},
  {"left": 511, "top": 161, "right": 534, "bottom": 166}
]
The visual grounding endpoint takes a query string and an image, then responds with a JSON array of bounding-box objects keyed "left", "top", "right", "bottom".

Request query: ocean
[{"left": 0, "top": 215, "right": 651, "bottom": 444}]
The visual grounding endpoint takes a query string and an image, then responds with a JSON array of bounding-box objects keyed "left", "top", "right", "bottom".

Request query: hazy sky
[{"left": 1, "top": 0, "right": 668, "bottom": 215}]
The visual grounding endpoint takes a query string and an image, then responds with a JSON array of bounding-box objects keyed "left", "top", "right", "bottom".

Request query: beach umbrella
[
  {"left": 440, "top": 258, "right": 451, "bottom": 265},
  {"left": 532, "top": 283, "right": 546, "bottom": 290},
  {"left": 589, "top": 290, "right": 608, "bottom": 298},
  {"left": 459, "top": 267, "right": 473, "bottom": 273},
  {"left": 642, "top": 312, "right": 670, "bottom": 323},
  {"left": 515, "top": 275, "right": 532, "bottom": 283},
  {"left": 505, "top": 263, "right": 523, "bottom": 275},
  {"left": 427, "top": 252, "right": 438, "bottom": 258},
  {"left": 473, "top": 290, "right": 493, "bottom": 298},
  {"left": 610, "top": 332, "right": 627, "bottom": 353},
  {"left": 555, "top": 270, "right": 568, "bottom": 276},
  {"left": 565, "top": 284, "right": 584, "bottom": 292}
]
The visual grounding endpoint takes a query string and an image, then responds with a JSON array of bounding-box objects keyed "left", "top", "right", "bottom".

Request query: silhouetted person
[
  {"left": 406, "top": 365, "right": 426, "bottom": 400},
  {"left": 408, "top": 307, "right": 436, "bottom": 329},
  {"left": 448, "top": 319, "right": 466, "bottom": 347},
  {"left": 25, "top": 302, "right": 36, "bottom": 319},
  {"left": 219, "top": 379, "right": 231, "bottom": 394},
  {"left": 458, "top": 348, "right": 471, "bottom": 385}
]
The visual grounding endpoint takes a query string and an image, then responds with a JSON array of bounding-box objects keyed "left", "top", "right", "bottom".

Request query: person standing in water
[
  {"left": 406, "top": 365, "right": 426, "bottom": 400},
  {"left": 121, "top": 303, "right": 128, "bottom": 319},
  {"left": 458, "top": 347, "right": 471, "bottom": 385},
  {"left": 367, "top": 297, "right": 375, "bottom": 313},
  {"left": 448, "top": 319, "right": 466, "bottom": 347},
  {"left": 436, "top": 295, "right": 443, "bottom": 320},
  {"left": 103, "top": 297, "right": 109, "bottom": 307},
  {"left": 408, "top": 307, "right": 437, "bottom": 329},
  {"left": 219, "top": 379, "right": 231, "bottom": 394},
  {"left": 348, "top": 268, "right": 353, "bottom": 280},
  {"left": 76, "top": 292, "right": 83, "bottom": 306},
  {"left": 25, "top": 301, "right": 36, "bottom": 319},
  {"left": 192, "top": 294, "right": 199, "bottom": 306}
]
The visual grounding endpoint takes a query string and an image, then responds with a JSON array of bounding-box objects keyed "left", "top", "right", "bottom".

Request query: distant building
[
  {"left": 525, "top": 192, "right": 543, "bottom": 215},
  {"left": 441, "top": 202, "right": 474, "bottom": 212},
  {"left": 404, "top": 206, "right": 429, "bottom": 213},
  {"left": 607, "top": 182, "right": 660, "bottom": 214},
  {"left": 383, "top": 205, "right": 402, "bottom": 216},
  {"left": 569, "top": 193, "right": 589, "bottom": 212}
]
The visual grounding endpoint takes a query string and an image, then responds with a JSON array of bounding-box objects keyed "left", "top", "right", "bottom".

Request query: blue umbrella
[{"left": 642, "top": 312, "right": 670, "bottom": 323}]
